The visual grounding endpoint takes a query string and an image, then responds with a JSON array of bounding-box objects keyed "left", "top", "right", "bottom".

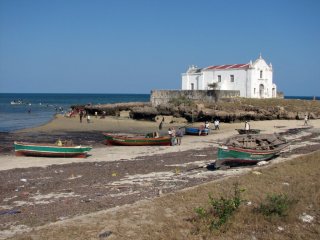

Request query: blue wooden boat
[{"left": 185, "top": 127, "right": 209, "bottom": 136}]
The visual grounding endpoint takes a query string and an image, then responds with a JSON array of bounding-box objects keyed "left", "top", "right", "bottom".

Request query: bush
[
  {"left": 194, "top": 183, "right": 245, "bottom": 230},
  {"left": 169, "top": 96, "right": 194, "bottom": 107},
  {"left": 256, "top": 193, "right": 296, "bottom": 217}
]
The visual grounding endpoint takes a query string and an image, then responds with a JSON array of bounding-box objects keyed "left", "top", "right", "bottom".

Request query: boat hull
[
  {"left": 185, "top": 127, "right": 209, "bottom": 136},
  {"left": 236, "top": 129, "right": 261, "bottom": 134},
  {"left": 215, "top": 144, "right": 288, "bottom": 168},
  {"left": 14, "top": 142, "right": 92, "bottom": 158},
  {"left": 103, "top": 133, "right": 171, "bottom": 146}
]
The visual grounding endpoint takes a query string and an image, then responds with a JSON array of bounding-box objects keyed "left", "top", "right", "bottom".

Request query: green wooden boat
[
  {"left": 215, "top": 134, "right": 288, "bottom": 168},
  {"left": 103, "top": 133, "right": 171, "bottom": 146},
  {"left": 14, "top": 141, "right": 92, "bottom": 158}
]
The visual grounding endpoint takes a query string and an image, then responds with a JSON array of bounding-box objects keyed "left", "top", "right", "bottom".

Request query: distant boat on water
[{"left": 10, "top": 100, "right": 24, "bottom": 105}]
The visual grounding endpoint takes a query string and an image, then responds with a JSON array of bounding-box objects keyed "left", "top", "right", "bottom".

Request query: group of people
[
  {"left": 168, "top": 127, "right": 184, "bottom": 146},
  {"left": 79, "top": 110, "right": 91, "bottom": 123}
]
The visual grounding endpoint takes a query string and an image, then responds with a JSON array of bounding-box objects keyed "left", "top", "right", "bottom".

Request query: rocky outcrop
[{"left": 76, "top": 99, "right": 320, "bottom": 123}]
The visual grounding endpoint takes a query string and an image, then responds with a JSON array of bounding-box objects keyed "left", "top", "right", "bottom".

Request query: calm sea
[
  {"left": 0, "top": 93, "right": 318, "bottom": 132},
  {"left": 0, "top": 93, "right": 150, "bottom": 132}
]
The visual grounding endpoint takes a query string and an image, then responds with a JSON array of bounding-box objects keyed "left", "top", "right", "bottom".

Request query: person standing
[
  {"left": 214, "top": 119, "right": 220, "bottom": 130},
  {"left": 79, "top": 111, "right": 83, "bottom": 123},
  {"left": 168, "top": 127, "right": 176, "bottom": 146},
  {"left": 304, "top": 114, "right": 308, "bottom": 125},
  {"left": 176, "top": 128, "right": 183, "bottom": 145},
  {"left": 87, "top": 114, "right": 91, "bottom": 123},
  {"left": 244, "top": 121, "right": 250, "bottom": 133}
]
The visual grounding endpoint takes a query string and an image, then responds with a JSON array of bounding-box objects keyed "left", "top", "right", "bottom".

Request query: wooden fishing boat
[
  {"left": 103, "top": 133, "right": 172, "bottom": 146},
  {"left": 14, "top": 141, "right": 92, "bottom": 158},
  {"left": 185, "top": 127, "right": 209, "bottom": 136},
  {"left": 235, "top": 129, "right": 261, "bottom": 134},
  {"left": 215, "top": 134, "right": 289, "bottom": 168}
]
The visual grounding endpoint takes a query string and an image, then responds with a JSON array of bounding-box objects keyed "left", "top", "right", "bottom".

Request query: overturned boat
[{"left": 215, "top": 134, "right": 289, "bottom": 168}]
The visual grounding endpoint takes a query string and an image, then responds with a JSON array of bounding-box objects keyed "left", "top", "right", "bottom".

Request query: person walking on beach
[
  {"left": 87, "top": 114, "right": 91, "bottom": 123},
  {"left": 304, "top": 114, "right": 308, "bottom": 125},
  {"left": 79, "top": 111, "right": 83, "bottom": 123},
  {"left": 214, "top": 119, "right": 220, "bottom": 130}
]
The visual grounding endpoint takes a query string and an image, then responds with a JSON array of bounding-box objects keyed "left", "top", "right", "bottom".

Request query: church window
[
  {"left": 218, "top": 75, "right": 221, "bottom": 82},
  {"left": 230, "top": 75, "right": 234, "bottom": 82},
  {"left": 191, "top": 83, "right": 194, "bottom": 90},
  {"left": 254, "top": 88, "right": 256, "bottom": 95},
  {"left": 260, "top": 70, "right": 263, "bottom": 78}
]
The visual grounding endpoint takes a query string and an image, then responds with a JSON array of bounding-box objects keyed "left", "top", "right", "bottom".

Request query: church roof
[{"left": 205, "top": 63, "right": 250, "bottom": 70}]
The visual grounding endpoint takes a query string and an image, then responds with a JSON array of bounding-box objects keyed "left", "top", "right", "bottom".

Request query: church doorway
[
  {"left": 272, "top": 88, "right": 276, "bottom": 98},
  {"left": 259, "top": 84, "right": 265, "bottom": 98}
]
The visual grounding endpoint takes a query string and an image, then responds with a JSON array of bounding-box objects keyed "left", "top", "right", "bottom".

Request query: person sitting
[{"left": 56, "top": 139, "right": 63, "bottom": 146}]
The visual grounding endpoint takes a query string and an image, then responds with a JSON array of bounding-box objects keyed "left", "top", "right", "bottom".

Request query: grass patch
[
  {"left": 256, "top": 193, "right": 297, "bottom": 217},
  {"left": 194, "top": 183, "right": 244, "bottom": 230}
]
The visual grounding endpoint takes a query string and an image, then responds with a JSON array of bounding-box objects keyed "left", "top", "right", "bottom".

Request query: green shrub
[
  {"left": 257, "top": 193, "right": 295, "bottom": 217},
  {"left": 169, "top": 96, "right": 194, "bottom": 107},
  {"left": 194, "top": 183, "right": 245, "bottom": 230}
]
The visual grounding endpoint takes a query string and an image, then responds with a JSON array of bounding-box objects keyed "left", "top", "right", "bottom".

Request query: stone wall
[{"left": 150, "top": 90, "right": 240, "bottom": 106}]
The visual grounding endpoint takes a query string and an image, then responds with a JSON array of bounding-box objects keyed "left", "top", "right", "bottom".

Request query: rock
[
  {"left": 299, "top": 213, "right": 314, "bottom": 223},
  {"left": 119, "top": 110, "right": 130, "bottom": 118},
  {"left": 257, "top": 161, "right": 268, "bottom": 166},
  {"left": 99, "top": 230, "right": 112, "bottom": 238}
]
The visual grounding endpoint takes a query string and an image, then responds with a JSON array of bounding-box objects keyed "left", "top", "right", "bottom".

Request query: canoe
[
  {"left": 215, "top": 134, "right": 288, "bottom": 168},
  {"left": 185, "top": 127, "right": 209, "bottom": 136},
  {"left": 14, "top": 141, "right": 92, "bottom": 158},
  {"left": 103, "top": 133, "right": 172, "bottom": 146},
  {"left": 235, "top": 129, "right": 261, "bottom": 134}
]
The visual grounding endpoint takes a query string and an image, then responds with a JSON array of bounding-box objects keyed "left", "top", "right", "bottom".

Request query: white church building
[{"left": 181, "top": 55, "right": 277, "bottom": 98}]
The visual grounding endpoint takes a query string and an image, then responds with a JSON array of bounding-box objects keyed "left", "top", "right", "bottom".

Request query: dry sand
[
  {"left": 1, "top": 116, "right": 320, "bottom": 239},
  {"left": 1, "top": 115, "right": 319, "bottom": 171}
]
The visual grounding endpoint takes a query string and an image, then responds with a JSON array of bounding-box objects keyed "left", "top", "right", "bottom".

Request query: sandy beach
[
  {"left": 1, "top": 116, "right": 320, "bottom": 239},
  {"left": 1, "top": 115, "right": 319, "bottom": 170}
]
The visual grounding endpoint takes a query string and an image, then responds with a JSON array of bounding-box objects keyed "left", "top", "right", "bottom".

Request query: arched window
[{"left": 260, "top": 70, "right": 263, "bottom": 78}]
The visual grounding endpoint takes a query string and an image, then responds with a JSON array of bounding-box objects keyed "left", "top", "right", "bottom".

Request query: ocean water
[{"left": 0, "top": 93, "right": 150, "bottom": 132}]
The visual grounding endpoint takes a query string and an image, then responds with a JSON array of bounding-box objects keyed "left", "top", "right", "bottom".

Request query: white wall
[{"left": 181, "top": 57, "right": 276, "bottom": 98}]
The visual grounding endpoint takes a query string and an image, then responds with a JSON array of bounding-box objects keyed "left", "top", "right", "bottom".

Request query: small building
[{"left": 181, "top": 55, "right": 277, "bottom": 98}]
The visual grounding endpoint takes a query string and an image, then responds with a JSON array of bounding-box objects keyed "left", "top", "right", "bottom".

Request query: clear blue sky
[{"left": 0, "top": 0, "right": 319, "bottom": 95}]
